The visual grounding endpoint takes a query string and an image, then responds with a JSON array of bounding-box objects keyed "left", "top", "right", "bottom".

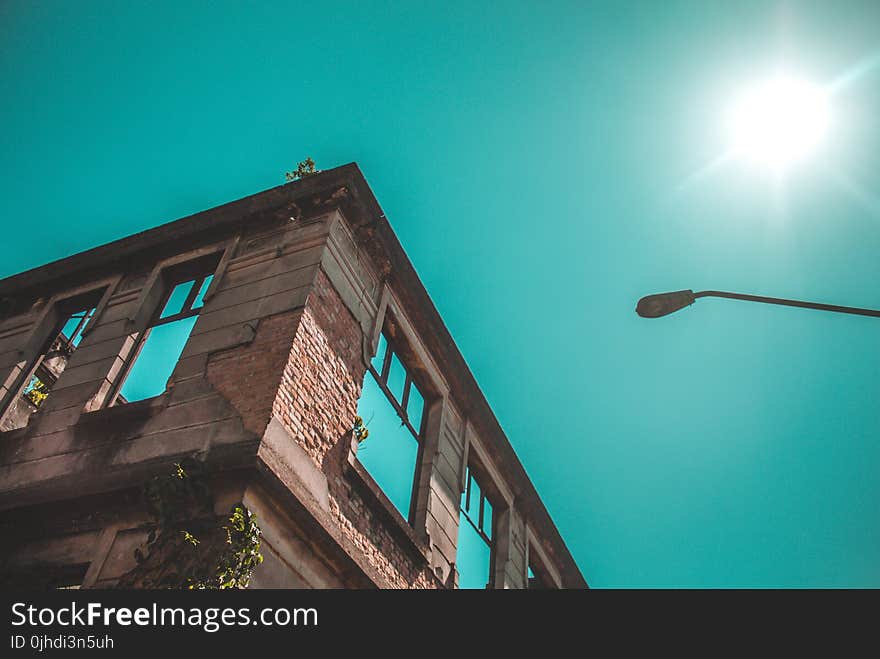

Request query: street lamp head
[{"left": 636, "top": 290, "right": 696, "bottom": 318}]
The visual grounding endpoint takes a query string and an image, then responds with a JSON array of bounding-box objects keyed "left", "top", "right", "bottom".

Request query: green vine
[
  {"left": 119, "top": 459, "right": 263, "bottom": 589},
  {"left": 215, "top": 504, "right": 264, "bottom": 590}
]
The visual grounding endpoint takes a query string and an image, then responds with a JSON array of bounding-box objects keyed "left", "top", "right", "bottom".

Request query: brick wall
[
  {"left": 274, "top": 268, "right": 441, "bottom": 588},
  {"left": 206, "top": 310, "right": 304, "bottom": 437}
]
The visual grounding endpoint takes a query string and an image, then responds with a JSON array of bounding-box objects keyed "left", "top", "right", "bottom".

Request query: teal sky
[{"left": 3, "top": 1, "right": 880, "bottom": 587}]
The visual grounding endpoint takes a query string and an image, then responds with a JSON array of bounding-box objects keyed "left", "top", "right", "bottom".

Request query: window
[
  {"left": 20, "top": 306, "right": 96, "bottom": 405},
  {"left": 110, "top": 270, "right": 213, "bottom": 405},
  {"left": 355, "top": 331, "right": 426, "bottom": 521},
  {"left": 58, "top": 307, "right": 95, "bottom": 349},
  {"left": 19, "top": 305, "right": 97, "bottom": 407},
  {"left": 1, "top": 290, "right": 102, "bottom": 432},
  {"left": 457, "top": 466, "right": 494, "bottom": 589}
]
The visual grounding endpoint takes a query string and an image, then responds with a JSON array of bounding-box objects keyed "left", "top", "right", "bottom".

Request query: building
[{"left": 0, "top": 164, "right": 587, "bottom": 589}]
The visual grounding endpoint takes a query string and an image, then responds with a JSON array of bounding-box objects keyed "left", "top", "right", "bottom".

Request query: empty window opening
[
  {"left": 1, "top": 300, "right": 98, "bottom": 432},
  {"left": 355, "top": 331, "right": 426, "bottom": 521},
  {"left": 112, "top": 272, "right": 213, "bottom": 404},
  {"left": 457, "top": 466, "right": 494, "bottom": 589},
  {"left": 23, "top": 306, "right": 96, "bottom": 404}
]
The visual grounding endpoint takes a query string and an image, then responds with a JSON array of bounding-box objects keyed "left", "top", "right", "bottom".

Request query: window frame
[
  {"left": 152, "top": 274, "right": 211, "bottom": 327},
  {"left": 461, "top": 465, "right": 495, "bottom": 548},
  {"left": 358, "top": 328, "right": 429, "bottom": 525},
  {"left": 365, "top": 331, "right": 427, "bottom": 442},
  {"left": 103, "top": 255, "right": 219, "bottom": 408},
  {"left": 456, "top": 462, "right": 497, "bottom": 588},
  {"left": 57, "top": 307, "right": 95, "bottom": 351},
  {"left": 20, "top": 304, "right": 98, "bottom": 405},
  {"left": 0, "top": 286, "right": 107, "bottom": 426}
]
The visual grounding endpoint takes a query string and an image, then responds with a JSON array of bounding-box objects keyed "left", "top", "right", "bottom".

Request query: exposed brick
[
  {"left": 272, "top": 269, "right": 440, "bottom": 588},
  {"left": 207, "top": 311, "right": 303, "bottom": 437}
]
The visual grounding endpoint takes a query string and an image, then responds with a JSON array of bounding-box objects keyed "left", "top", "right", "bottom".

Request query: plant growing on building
[
  {"left": 118, "top": 459, "right": 263, "bottom": 589},
  {"left": 23, "top": 377, "right": 49, "bottom": 408},
  {"left": 352, "top": 415, "right": 370, "bottom": 443},
  {"left": 285, "top": 157, "right": 319, "bottom": 181}
]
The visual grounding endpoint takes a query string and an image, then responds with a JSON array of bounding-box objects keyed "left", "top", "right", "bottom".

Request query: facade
[{"left": 0, "top": 164, "right": 586, "bottom": 589}]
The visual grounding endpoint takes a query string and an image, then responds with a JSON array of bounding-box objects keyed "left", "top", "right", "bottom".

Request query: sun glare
[{"left": 728, "top": 76, "right": 830, "bottom": 170}]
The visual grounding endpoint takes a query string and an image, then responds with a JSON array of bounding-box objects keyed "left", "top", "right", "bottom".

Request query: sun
[{"left": 728, "top": 75, "right": 830, "bottom": 170}]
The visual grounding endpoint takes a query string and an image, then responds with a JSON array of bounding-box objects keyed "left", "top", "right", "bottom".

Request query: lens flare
[{"left": 728, "top": 76, "right": 830, "bottom": 169}]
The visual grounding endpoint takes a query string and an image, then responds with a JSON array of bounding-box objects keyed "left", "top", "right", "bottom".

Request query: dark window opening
[
  {"left": 110, "top": 269, "right": 214, "bottom": 405},
  {"left": 457, "top": 466, "right": 495, "bottom": 589},
  {"left": 355, "top": 331, "right": 427, "bottom": 522}
]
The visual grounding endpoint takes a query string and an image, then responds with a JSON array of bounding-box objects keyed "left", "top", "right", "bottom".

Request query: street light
[{"left": 636, "top": 289, "right": 880, "bottom": 319}]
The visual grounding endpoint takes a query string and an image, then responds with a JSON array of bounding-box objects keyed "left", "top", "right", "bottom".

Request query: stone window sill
[{"left": 79, "top": 394, "right": 166, "bottom": 427}]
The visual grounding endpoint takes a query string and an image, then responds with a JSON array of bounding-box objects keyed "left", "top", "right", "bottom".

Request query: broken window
[
  {"left": 0, "top": 294, "right": 101, "bottom": 432},
  {"left": 21, "top": 306, "right": 96, "bottom": 403},
  {"left": 355, "top": 331, "right": 426, "bottom": 521},
  {"left": 110, "top": 271, "right": 213, "bottom": 405},
  {"left": 457, "top": 466, "right": 494, "bottom": 588},
  {"left": 21, "top": 306, "right": 96, "bottom": 405},
  {"left": 59, "top": 308, "right": 95, "bottom": 349}
]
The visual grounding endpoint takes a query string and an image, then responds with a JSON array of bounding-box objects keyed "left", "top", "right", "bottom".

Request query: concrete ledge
[{"left": 258, "top": 417, "right": 330, "bottom": 513}]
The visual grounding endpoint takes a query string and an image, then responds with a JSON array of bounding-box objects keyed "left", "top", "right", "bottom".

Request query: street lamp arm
[{"left": 692, "top": 291, "right": 880, "bottom": 318}]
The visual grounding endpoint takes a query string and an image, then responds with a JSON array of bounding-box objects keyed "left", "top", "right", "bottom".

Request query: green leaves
[
  {"left": 24, "top": 377, "right": 49, "bottom": 407},
  {"left": 352, "top": 414, "right": 370, "bottom": 443},
  {"left": 215, "top": 504, "right": 263, "bottom": 590},
  {"left": 285, "top": 157, "right": 319, "bottom": 181},
  {"left": 122, "top": 460, "right": 263, "bottom": 589}
]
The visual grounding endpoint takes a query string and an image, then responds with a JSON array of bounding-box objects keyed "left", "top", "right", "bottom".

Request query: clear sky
[{"left": 2, "top": 1, "right": 879, "bottom": 587}]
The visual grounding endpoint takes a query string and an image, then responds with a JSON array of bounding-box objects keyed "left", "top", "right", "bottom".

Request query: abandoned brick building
[{"left": 0, "top": 164, "right": 586, "bottom": 589}]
